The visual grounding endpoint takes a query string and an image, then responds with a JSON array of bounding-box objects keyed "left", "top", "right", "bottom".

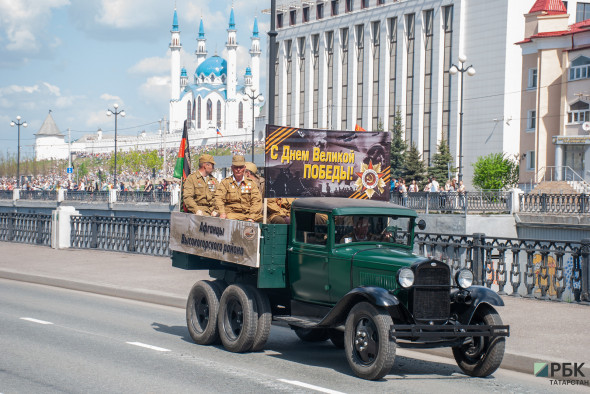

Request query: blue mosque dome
[{"left": 195, "top": 56, "right": 227, "bottom": 78}]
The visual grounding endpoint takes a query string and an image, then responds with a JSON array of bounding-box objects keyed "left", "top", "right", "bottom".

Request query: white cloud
[
  {"left": 100, "top": 93, "right": 123, "bottom": 104},
  {"left": 138, "top": 75, "right": 169, "bottom": 106},
  {"left": 43, "top": 82, "right": 61, "bottom": 96},
  {"left": 0, "top": 84, "right": 40, "bottom": 95},
  {"left": 128, "top": 55, "right": 169, "bottom": 75}
]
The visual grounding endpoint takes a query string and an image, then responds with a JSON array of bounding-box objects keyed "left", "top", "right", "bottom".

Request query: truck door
[{"left": 287, "top": 210, "right": 331, "bottom": 304}]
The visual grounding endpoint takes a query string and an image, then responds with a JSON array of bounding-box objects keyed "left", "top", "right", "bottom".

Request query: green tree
[
  {"left": 77, "top": 161, "right": 89, "bottom": 180},
  {"left": 403, "top": 142, "right": 427, "bottom": 187},
  {"left": 144, "top": 150, "right": 164, "bottom": 174},
  {"left": 428, "top": 138, "right": 456, "bottom": 182},
  {"left": 472, "top": 153, "right": 519, "bottom": 190},
  {"left": 390, "top": 108, "right": 407, "bottom": 179}
]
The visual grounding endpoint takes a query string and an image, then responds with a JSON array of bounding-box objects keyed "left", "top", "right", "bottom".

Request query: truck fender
[
  {"left": 451, "top": 285, "right": 505, "bottom": 324},
  {"left": 317, "top": 287, "right": 404, "bottom": 328}
]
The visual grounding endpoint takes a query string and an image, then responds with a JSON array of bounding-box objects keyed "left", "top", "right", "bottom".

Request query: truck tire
[
  {"left": 294, "top": 328, "right": 330, "bottom": 342},
  {"left": 247, "top": 286, "right": 272, "bottom": 352},
  {"left": 344, "top": 302, "right": 396, "bottom": 380},
  {"left": 186, "top": 280, "right": 223, "bottom": 345},
  {"left": 218, "top": 284, "right": 258, "bottom": 353},
  {"left": 452, "top": 305, "right": 505, "bottom": 377}
]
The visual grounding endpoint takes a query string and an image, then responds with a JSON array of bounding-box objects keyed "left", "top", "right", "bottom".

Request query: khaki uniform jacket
[
  {"left": 267, "top": 198, "right": 295, "bottom": 221},
  {"left": 214, "top": 176, "right": 262, "bottom": 221},
  {"left": 183, "top": 171, "right": 218, "bottom": 215}
]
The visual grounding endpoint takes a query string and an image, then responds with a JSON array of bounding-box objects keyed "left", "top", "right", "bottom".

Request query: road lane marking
[
  {"left": 278, "top": 379, "right": 345, "bottom": 394},
  {"left": 126, "top": 341, "right": 170, "bottom": 352},
  {"left": 20, "top": 317, "right": 53, "bottom": 325}
]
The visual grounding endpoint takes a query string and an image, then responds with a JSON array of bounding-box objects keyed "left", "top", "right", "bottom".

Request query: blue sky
[{"left": 0, "top": 0, "right": 269, "bottom": 158}]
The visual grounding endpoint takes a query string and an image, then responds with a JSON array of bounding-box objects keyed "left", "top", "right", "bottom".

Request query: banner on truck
[
  {"left": 169, "top": 212, "right": 260, "bottom": 268},
  {"left": 264, "top": 125, "right": 391, "bottom": 200}
]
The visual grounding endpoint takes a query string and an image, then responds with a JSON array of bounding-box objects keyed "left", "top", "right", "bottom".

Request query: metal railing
[
  {"left": 70, "top": 215, "right": 170, "bottom": 256},
  {"left": 415, "top": 232, "right": 589, "bottom": 303},
  {"left": 18, "top": 190, "right": 58, "bottom": 200},
  {"left": 64, "top": 190, "right": 110, "bottom": 202},
  {"left": 116, "top": 191, "right": 171, "bottom": 204},
  {"left": 536, "top": 165, "right": 588, "bottom": 184},
  {"left": 391, "top": 191, "right": 511, "bottom": 214},
  {"left": 519, "top": 193, "right": 590, "bottom": 214},
  {"left": 0, "top": 190, "right": 12, "bottom": 200},
  {"left": 0, "top": 212, "right": 52, "bottom": 246}
]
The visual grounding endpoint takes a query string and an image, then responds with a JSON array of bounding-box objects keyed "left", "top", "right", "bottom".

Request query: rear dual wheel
[{"left": 186, "top": 280, "right": 224, "bottom": 345}]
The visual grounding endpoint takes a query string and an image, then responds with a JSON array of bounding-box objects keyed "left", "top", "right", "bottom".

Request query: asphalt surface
[{"left": 1, "top": 242, "right": 589, "bottom": 378}]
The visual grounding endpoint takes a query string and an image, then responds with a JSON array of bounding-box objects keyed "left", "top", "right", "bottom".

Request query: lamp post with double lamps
[
  {"left": 10, "top": 115, "right": 28, "bottom": 188},
  {"left": 449, "top": 54, "right": 476, "bottom": 182},
  {"left": 242, "top": 87, "right": 264, "bottom": 162},
  {"left": 106, "top": 104, "right": 125, "bottom": 188}
]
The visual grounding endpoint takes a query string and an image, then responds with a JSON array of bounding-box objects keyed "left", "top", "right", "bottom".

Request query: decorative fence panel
[
  {"left": 116, "top": 191, "right": 171, "bottom": 204},
  {"left": 18, "top": 190, "right": 58, "bottom": 200},
  {"left": 71, "top": 215, "right": 170, "bottom": 256},
  {"left": 520, "top": 193, "right": 590, "bottom": 214},
  {"left": 0, "top": 212, "right": 52, "bottom": 246},
  {"left": 0, "top": 190, "right": 12, "bottom": 200},
  {"left": 64, "top": 191, "right": 110, "bottom": 202},
  {"left": 392, "top": 191, "right": 511, "bottom": 214},
  {"left": 415, "top": 233, "right": 589, "bottom": 303}
]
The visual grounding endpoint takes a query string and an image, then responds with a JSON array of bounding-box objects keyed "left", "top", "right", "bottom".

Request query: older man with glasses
[
  {"left": 183, "top": 153, "right": 219, "bottom": 216},
  {"left": 214, "top": 155, "right": 262, "bottom": 222}
]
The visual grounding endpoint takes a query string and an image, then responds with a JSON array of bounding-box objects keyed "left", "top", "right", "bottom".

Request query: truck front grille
[{"left": 411, "top": 262, "right": 450, "bottom": 322}]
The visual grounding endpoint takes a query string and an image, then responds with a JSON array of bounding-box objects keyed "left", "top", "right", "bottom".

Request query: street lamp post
[
  {"left": 10, "top": 115, "right": 28, "bottom": 188},
  {"left": 106, "top": 103, "right": 125, "bottom": 188},
  {"left": 449, "top": 54, "right": 476, "bottom": 182},
  {"left": 243, "top": 88, "right": 264, "bottom": 162}
]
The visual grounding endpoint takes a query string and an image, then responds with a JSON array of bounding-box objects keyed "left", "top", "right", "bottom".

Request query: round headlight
[
  {"left": 456, "top": 269, "right": 474, "bottom": 289},
  {"left": 397, "top": 268, "right": 415, "bottom": 288}
]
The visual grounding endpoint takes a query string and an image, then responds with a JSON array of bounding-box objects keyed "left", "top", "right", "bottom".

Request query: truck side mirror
[{"left": 417, "top": 219, "right": 426, "bottom": 231}]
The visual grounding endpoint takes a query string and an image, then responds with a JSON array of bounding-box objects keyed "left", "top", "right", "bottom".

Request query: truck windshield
[{"left": 334, "top": 215, "right": 412, "bottom": 246}]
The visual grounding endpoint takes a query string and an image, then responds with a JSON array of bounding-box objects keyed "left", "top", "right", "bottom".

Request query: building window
[
  {"left": 326, "top": 31, "right": 334, "bottom": 129},
  {"left": 290, "top": 10, "right": 297, "bottom": 26},
  {"left": 528, "top": 68, "right": 537, "bottom": 89},
  {"left": 207, "top": 99, "right": 212, "bottom": 121},
  {"left": 576, "top": 2, "right": 590, "bottom": 23},
  {"left": 526, "top": 150, "right": 535, "bottom": 171},
  {"left": 331, "top": 0, "right": 339, "bottom": 16},
  {"left": 405, "top": 13, "right": 415, "bottom": 144},
  {"left": 371, "top": 21, "right": 380, "bottom": 130},
  {"left": 341, "top": 27, "right": 349, "bottom": 130},
  {"left": 238, "top": 102, "right": 244, "bottom": 128},
  {"left": 187, "top": 100, "right": 192, "bottom": 123},
  {"left": 569, "top": 56, "right": 590, "bottom": 81},
  {"left": 422, "top": 10, "right": 434, "bottom": 165},
  {"left": 216, "top": 100, "right": 222, "bottom": 128},
  {"left": 567, "top": 101, "right": 590, "bottom": 123},
  {"left": 377, "top": 0, "right": 384, "bottom": 4},
  {"left": 441, "top": 5, "right": 453, "bottom": 143},
  {"left": 346, "top": 0, "right": 353, "bottom": 13},
  {"left": 303, "top": 7, "right": 309, "bottom": 22},
  {"left": 388, "top": 17, "right": 397, "bottom": 130},
  {"left": 527, "top": 110, "right": 536, "bottom": 131},
  {"left": 317, "top": 3, "right": 324, "bottom": 19},
  {"left": 356, "top": 24, "right": 364, "bottom": 129},
  {"left": 563, "top": 1, "right": 568, "bottom": 11},
  {"left": 361, "top": 0, "right": 368, "bottom": 9},
  {"left": 277, "top": 13, "right": 283, "bottom": 28},
  {"left": 197, "top": 97, "right": 202, "bottom": 128}
]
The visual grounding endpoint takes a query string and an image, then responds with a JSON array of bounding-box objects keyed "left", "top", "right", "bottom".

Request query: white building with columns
[
  {"left": 270, "top": 0, "right": 540, "bottom": 186},
  {"left": 168, "top": 8, "right": 264, "bottom": 141}
]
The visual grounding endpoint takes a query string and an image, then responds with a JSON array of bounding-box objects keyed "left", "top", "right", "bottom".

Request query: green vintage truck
[{"left": 171, "top": 197, "right": 509, "bottom": 380}]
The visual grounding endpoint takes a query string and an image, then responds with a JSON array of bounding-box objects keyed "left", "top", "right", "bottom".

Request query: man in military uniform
[
  {"left": 245, "top": 162, "right": 265, "bottom": 197},
  {"left": 183, "top": 154, "right": 218, "bottom": 216},
  {"left": 215, "top": 155, "right": 262, "bottom": 222},
  {"left": 267, "top": 198, "right": 295, "bottom": 224}
]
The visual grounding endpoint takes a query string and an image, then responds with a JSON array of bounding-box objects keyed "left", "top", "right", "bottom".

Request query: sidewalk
[{"left": 1, "top": 242, "right": 588, "bottom": 376}]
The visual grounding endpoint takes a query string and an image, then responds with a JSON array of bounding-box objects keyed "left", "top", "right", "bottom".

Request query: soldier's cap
[
  {"left": 245, "top": 162, "right": 258, "bottom": 176},
  {"left": 199, "top": 154, "right": 215, "bottom": 165},
  {"left": 232, "top": 155, "right": 246, "bottom": 167}
]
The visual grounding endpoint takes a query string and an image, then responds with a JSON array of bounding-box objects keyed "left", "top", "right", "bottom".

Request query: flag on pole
[
  {"left": 355, "top": 124, "right": 366, "bottom": 132},
  {"left": 216, "top": 127, "right": 222, "bottom": 136},
  {"left": 173, "top": 120, "right": 191, "bottom": 180}
]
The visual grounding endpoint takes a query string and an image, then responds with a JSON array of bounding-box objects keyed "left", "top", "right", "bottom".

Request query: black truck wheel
[
  {"left": 218, "top": 284, "right": 258, "bottom": 353},
  {"left": 186, "top": 280, "right": 223, "bottom": 345},
  {"left": 452, "top": 305, "right": 505, "bottom": 377},
  {"left": 294, "top": 327, "right": 330, "bottom": 342},
  {"left": 247, "top": 285, "right": 272, "bottom": 352},
  {"left": 344, "top": 302, "right": 396, "bottom": 380}
]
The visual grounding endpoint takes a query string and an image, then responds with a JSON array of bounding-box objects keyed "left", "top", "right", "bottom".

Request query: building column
[{"left": 554, "top": 143, "right": 563, "bottom": 181}]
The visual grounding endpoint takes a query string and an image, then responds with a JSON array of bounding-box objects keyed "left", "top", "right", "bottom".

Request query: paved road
[{"left": 3, "top": 279, "right": 584, "bottom": 393}]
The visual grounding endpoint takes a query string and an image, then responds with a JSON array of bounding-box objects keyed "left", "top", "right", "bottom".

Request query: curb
[{"left": 2, "top": 269, "right": 582, "bottom": 377}]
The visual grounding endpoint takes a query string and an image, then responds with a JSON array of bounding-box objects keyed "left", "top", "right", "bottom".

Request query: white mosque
[
  {"left": 168, "top": 7, "right": 264, "bottom": 138},
  {"left": 34, "top": 8, "right": 264, "bottom": 161}
]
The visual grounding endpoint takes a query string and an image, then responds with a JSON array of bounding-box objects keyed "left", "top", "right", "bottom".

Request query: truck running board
[
  {"left": 390, "top": 324, "right": 510, "bottom": 340},
  {"left": 273, "top": 315, "right": 322, "bottom": 329}
]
